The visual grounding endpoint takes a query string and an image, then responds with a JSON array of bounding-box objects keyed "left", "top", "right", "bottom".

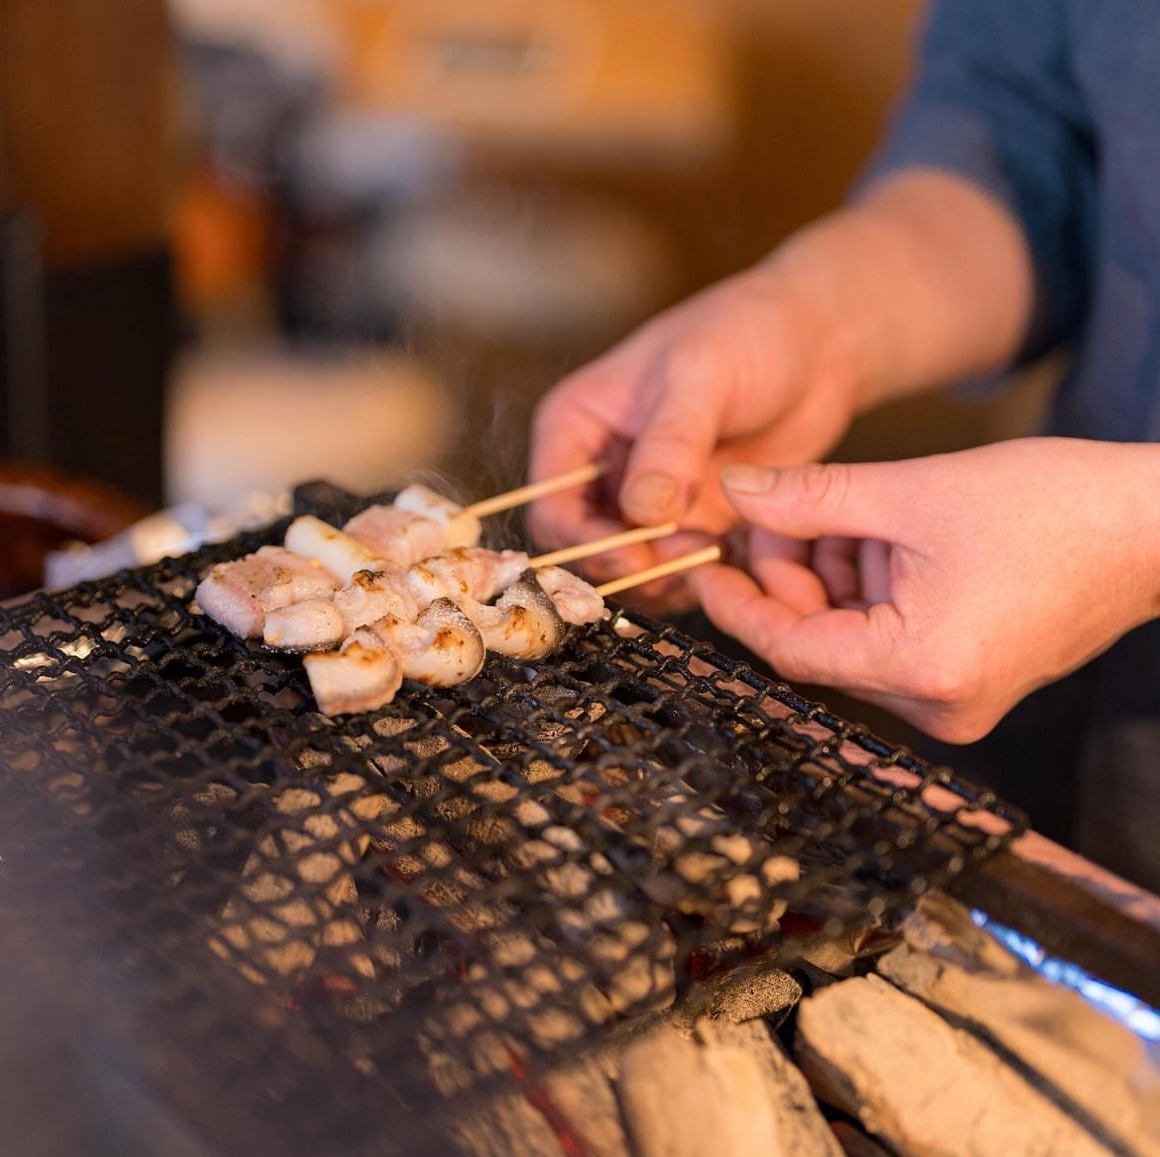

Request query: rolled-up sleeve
[{"left": 863, "top": 0, "right": 1097, "bottom": 363}]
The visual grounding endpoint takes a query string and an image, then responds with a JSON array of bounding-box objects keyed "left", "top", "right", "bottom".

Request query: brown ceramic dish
[{"left": 0, "top": 462, "right": 148, "bottom": 600}]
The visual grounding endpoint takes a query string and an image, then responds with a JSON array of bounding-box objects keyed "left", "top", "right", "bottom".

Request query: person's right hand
[{"left": 527, "top": 255, "right": 862, "bottom": 589}]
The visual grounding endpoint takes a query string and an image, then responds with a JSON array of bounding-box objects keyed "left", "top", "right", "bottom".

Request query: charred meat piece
[
  {"left": 303, "top": 628, "right": 403, "bottom": 716},
  {"left": 406, "top": 547, "right": 531, "bottom": 607},
  {"left": 534, "top": 565, "right": 607, "bottom": 625},
  {"left": 473, "top": 571, "right": 567, "bottom": 660},
  {"left": 343, "top": 505, "right": 446, "bottom": 567},
  {"left": 285, "top": 515, "right": 383, "bottom": 584},
  {"left": 393, "top": 483, "right": 482, "bottom": 550},
  {"left": 263, "top": 597, "right": 346, "bottom": 652},
  {"left": 195, "top": 546, "right": 337, "bottom": 639},
  {"left": 334, "top": 566, "right": 419, "bottom": 633},
  {"left": 371, "top": 598, "right": 486, "bottom": 686},
  {"left": 333, "top": 546, "right": 531, "bottom": 637}
]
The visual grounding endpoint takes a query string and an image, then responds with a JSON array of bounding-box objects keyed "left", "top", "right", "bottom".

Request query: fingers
[
  {"left": 857, "top": 537, "right": 894, "bottom": 605},
  {"left": 619, "top": 343, "right": 727, "bottom": 525},
  {"left": 689, "top": 563, "right": 899, "bottom": 690},
  {"left": 813, "top": 537, "right": 861, "bottom": 606},
  {"left": 528, "top": 391, "right": 620, "bottom": 550},
  {"left": 748, "top": 529, "right": 830, "bottom": 616},
  {"left": 812, "top": 536, "right": 893, "bottom": 609},
  {"left": 721, "top": 461, "right": 910, "bottom": 542}
]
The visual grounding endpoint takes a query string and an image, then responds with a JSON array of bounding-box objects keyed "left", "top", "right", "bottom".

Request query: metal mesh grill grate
[{"left": 0, "top": 483, "right": 1024, "bottom": 1156}]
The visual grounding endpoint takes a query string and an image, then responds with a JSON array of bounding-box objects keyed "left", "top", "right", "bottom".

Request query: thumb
[{"left": 720, "top": 461, "right": 905, "bottom": 542}]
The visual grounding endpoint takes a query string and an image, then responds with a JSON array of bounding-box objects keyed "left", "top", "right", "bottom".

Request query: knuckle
[
  {"left": 642, "top": 420, "right": 696, "bottom": 461},
  {"left": 664, "top": 330, "right": 726, "bottom": 395},
  {"left": 793, "top": 462, "right": 850, "bottom": 512}
]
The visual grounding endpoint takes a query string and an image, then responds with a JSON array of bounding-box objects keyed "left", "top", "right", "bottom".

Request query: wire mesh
[{"left": 0, "top": 482, "right": 1025, "bottom": 1156}]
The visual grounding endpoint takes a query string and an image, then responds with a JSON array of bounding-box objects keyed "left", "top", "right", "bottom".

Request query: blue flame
[{"left": 971, "top": 910, "right": 1160, "bottom": 1043}]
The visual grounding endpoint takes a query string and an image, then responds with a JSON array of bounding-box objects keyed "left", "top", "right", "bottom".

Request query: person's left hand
[{"left": 689, "top": 437, "right": 1160, "bottom": 742}]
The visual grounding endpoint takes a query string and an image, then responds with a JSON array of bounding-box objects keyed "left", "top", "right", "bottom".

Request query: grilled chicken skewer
[
  {"left": 303, "top": 572, "right": 585, "bottom": 716},
  {"left": 303, "top": 549, "right": 720, "bottom": 716},
  {"left": 195, "top": 467, "right": 717, "bottom": 716},
  {"left": 331, "top": 523, "right": 673, "bottom": 641},
  {"left": 198, "top": 467, "right": 602, "bottom": 634},
  {"left": 310, "top": 466, "right": 604, "bottom": 572},
  {"left": 195, "top": 546, "right": 337, "bottom": 639},
  {"left": 283, "top": 524, "right": 674, "bottom": 653}
]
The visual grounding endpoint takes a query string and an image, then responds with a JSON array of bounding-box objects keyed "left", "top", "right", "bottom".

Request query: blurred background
[{"left": 0, "top": 0, "right": 1053, "bottom": 599}]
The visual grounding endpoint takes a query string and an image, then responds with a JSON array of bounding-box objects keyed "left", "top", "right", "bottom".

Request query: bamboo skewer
[
  {"left": 529, "top": 522, "right": 678, "bottom": 569},
  {"left": 464, "top": 463, "right": 603, "bottom": 520},
  {"left": 596, "top": 546, "right": 722, "bottom": 598}
]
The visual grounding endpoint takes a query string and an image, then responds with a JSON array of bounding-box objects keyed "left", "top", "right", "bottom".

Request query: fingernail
[
  {"left": 624, "top": 472, "right": 680, "bottom": 516},
  {"left": 722, "top": 465, "right": 776, "bottom": 495}
]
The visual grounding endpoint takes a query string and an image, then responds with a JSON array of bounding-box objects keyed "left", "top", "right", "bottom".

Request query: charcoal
[
  {"left": 795, "top": 975, "right": 1112, "bottom": 1156},
  {"left": 878, "top": 894, "right": 1160, "bottom": 1156},
  {"left": 619, "top": 1020, "right": 841, "bottom": 1157}
]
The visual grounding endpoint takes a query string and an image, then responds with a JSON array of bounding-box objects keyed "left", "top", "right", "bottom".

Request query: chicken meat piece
[
  {"left": 370, "top": 598, "right": 486, "bottom": 686},
  {"left": 394, "top": 483, "right": 482, "bottom": 550},
  {"left": 343, "top": 505, "right": 446, "bottom": 567},
  {"left": 334, "top": 566, "right": 419, "bottom": 633},
  {"left": 470, "top": 572, "right": 567, "bottom": 660},
  {"left": 285, "top": 515, "right": 383, "bottom": 584},
  {"left": 303, "top": 628, "right": 403, "bottom": 716},
  {"left": 405, "top": 547, "right": 531, "bottom": 607},
  {"left": 263, "top": 597, "right": 346, "bottom": 652},
  {"left": 534, "top": 565, "right": 607, "bottom": 625},
  {"left": 195, "top": 546, "right": 337, "bottom": 639}
]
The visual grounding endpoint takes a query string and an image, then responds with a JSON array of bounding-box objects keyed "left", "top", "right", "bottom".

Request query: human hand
[
  {"left": 526, "top": 258, "right": 862, "bottom": 596},
  {"left": 527, "top": 171, "right": 1034, "bottom": 611},
  {"left": 689, "top": 438, "right": 1160, "bottom": 743}
]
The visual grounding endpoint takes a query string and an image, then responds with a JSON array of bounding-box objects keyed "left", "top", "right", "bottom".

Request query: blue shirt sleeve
[{"left": 862, "top": 0, "right": 1097, "bottom": 364}]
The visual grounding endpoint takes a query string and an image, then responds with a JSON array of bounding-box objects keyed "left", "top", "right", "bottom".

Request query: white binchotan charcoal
[
  {"left": 794, "top": 975, "right": 1112, "bottom": 1157},
  {"left": 394, "top": 482, "right": 482, "bottom": 549},
  {"left": 303, "top": 628, "right": 403, "bottom": 716},
  {"left": 285, "top": 514, "right": 383, "bottom": 584},
  {"left": 539, "top": 1049, "right": 630, "bottom": 1157},
  {"left": 877, "top": 895, "right": 1160, "bottom": 1157},
  {"left": 263, "top": 597, "right": 346, "bottom": 651},
  {"left": 618, "top": 1021, "right": 841, "bottom": 1157},
  {"left": 195, "top": 545, "right": 337, "bottom": 638}
]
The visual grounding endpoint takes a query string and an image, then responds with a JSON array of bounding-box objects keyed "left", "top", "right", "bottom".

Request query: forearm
[
  {"left": 761, "top": 168, "right": 1037, "bottom": 413},
  {"left": 1091, "top": 441, "right": 1160, "bottom": 632}
]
